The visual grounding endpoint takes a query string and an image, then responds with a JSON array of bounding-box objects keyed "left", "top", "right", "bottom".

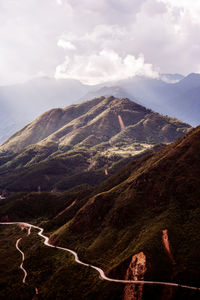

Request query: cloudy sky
[{"left": 1, "top": 0, "right": 200, "bottom": 85}]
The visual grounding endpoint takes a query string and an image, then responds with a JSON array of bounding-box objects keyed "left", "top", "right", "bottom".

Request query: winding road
[
  {"left": 1, "top": 222, "right": 200, "bottom": 292},
  {"left": 15, "top": 238, "right": 27, "bottom": 283}
]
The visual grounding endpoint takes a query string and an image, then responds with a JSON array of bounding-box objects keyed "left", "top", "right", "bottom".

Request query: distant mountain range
[
  {"left": 0, "top": 96, "right": 190, "bottom": 193},
  {"left": 87, "top": 73, "right": 200, "bottom": 126},
  {"left": 160, "top": 73, "right": 184, "bottom": 83},
  {"left": 1, "top": 73, "right": 200, "bottom": 144}
]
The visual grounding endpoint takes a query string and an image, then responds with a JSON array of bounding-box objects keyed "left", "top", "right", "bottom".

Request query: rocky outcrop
[
  {"left": 124, "top": 252, "right": 147, "bottom": 300},
  {"left": 162, "top": 229, "right": 176, "bottom": 265},
  {"left": 161, "top": 229, "right": 177, "bottom": 300}
]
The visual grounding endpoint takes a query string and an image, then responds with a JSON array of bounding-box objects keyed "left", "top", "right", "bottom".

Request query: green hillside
[
  {"left": 0, "top": 127, "right": 199, "bottom": 299},
  {"left": 0, "top": 97, "right": 191, "bottom": 194}
]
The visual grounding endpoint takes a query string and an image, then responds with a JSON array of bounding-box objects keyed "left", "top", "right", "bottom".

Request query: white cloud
[
  {"left": 1, "top": 0, "right": 200, "bottom": 85},
  {"left": 55, "top": 50, "right": 158, "bottom": 84},
  {"left": 57, "top": 39, "right": 76, "bottom": 50}
]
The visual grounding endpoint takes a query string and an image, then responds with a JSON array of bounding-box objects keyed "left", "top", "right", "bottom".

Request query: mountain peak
[
  {"left": 180, "top": 73, "right": 200, "bottom": 83},
  {"left": 0, "top": 96, "right": 191, "bottom": 154}
]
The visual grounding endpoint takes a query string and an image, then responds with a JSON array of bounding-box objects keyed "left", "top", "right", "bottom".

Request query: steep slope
[
  {"left": 67, "top": 126, "right": 200, "bottom": 234},
  {"left": 37, "top": 97, "right": 190, "bottom": 148},
  {"left": 0, "top": 96, "right": 190, "bottom": 154},
  {"left": 1, "top": 97, "right": 104, "bottom": 153},
  {"left": 0, "top": 127, "right": 200, "bottom": 299},
  {"left": 0, "top": 97, "right": 191, "bottom": 193},
  {"left": 47, "top": 126, "right": 200, "bottom": 299}
]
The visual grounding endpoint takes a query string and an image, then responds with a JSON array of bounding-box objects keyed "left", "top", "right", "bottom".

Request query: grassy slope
[
  {"left": 0, "top": 127, "right": 200, "bottom": 299},
  {"left": 0, "top": 96, "right": 191, "bottom": 194},
  {"left": 0, "top": 224, "right": 124, "bottom": 300},
  {"left": 48, "top": 127, "right": 200, "bottom": 298},
  {"left": 0, "top": 142, "right": 163, "bottom": 193}
]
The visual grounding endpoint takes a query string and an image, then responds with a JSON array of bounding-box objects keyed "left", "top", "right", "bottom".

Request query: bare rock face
[
  {"left": 162, "top": 229, "right": 176, "bottom": 265},
  {"left": 161, "top": 229, "right": 177, "bottom": 300},
  {"left": 124, "top": 252, "right": 147, "bottom": 300}
]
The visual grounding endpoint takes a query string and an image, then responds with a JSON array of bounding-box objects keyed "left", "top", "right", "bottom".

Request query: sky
[{"left": 1, "top": 0, "right": 200, "bottom": 85}]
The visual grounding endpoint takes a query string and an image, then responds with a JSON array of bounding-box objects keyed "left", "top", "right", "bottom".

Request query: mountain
[
  {"left": 80, "top": 73, "right": 200, "bottom": 126},
  {"left": 51, "top": 127, "right": 200, "bottom": 299},
  {"left": 175, "top": 73, "right": 200, "bottom": 90},
  {"left": 1, "top": 72, "right": 200, "bottom": 144},
  {"left": 0, "top": 96, "right": 190, "bottom": 154},
  {"left": 45, "top": 125, "right": 200, "bottom": 299},
  {"left": 0, "top": 96, "right": 191, "bottom": 193},
  {"left": 0, "top": 126, "right": 199, "bottom": 299}
]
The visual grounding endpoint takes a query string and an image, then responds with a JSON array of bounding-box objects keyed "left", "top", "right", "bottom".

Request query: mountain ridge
[
  {"left": 1, "top": 126, "right": 199, "bottom": 299},
  {"left": 1, "top": 96, "right": 191, "bottom": 154},
  {"left": 1, "top": 72, "right": 200, "bottom": 144},
  {"left": 48, "top": 125, "right": 200, "bottom": 299},
  {"left": 0, "top": 124, "right": 199, "bottom": 299},
  {"left": 0, "top": 96, "right": 191, "bottom": 194}
]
